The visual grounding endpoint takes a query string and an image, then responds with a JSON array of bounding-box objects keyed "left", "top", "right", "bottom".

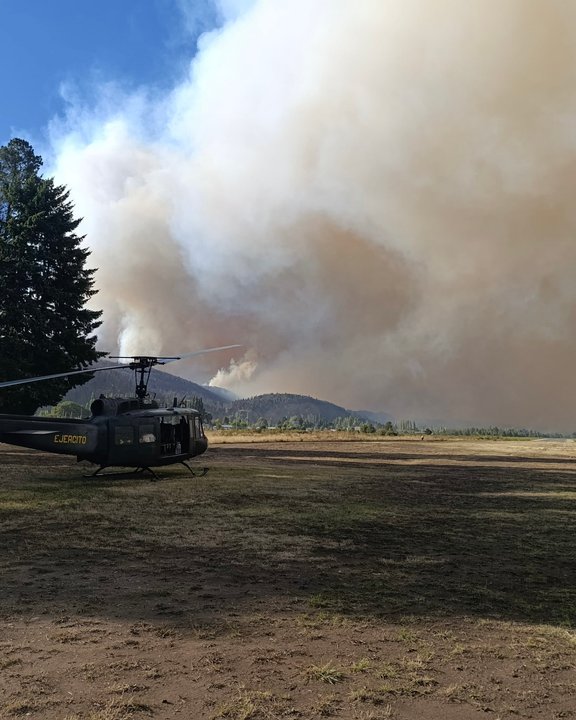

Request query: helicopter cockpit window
[
  {"left": 139, "top": 424, "right": 156, "bottom": 444},
  {"left": 115, "top": 426, "right": 134, "bottom": 446},
  {"left": 194, "top": 417, "right": 204, "bottom": 438}
]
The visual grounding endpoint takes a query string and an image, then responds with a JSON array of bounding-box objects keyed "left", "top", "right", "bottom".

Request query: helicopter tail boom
[{"left": 0, "top": 415, "right": 98, "bottom": 456}]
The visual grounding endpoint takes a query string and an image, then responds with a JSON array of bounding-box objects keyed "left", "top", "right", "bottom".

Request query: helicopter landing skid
[
  {"left": 85, "top": 466, "right": 160, "bottom": 481},
  {"left": 181, "top": 461, "right": 209, "bottom": 477}
]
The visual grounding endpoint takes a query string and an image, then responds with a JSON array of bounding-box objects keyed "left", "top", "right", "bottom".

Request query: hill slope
[
  {"left": 219, "top": 393, "right": 360, "bottom": 424},
  {"left": 63, "top": 367, "right": 387, "bottom": 424},
  {"left": 64, "top": 363, "right": 226, "bottom": 406}
]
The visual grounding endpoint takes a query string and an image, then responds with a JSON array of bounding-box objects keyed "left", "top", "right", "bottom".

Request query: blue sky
[{"left": 0, "top": 0, "right": 220, "bottom": 146}]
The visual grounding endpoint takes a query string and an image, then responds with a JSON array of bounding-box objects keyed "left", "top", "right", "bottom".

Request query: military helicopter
[{"left": 0, "top": 346, "right": 241, "bottom": 479}]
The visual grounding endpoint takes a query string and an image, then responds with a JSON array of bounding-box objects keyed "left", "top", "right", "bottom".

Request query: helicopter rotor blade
[
  {"left": 156, "top": 344, "right": 243, "bottom": 365},
  {"left": 0, "top": 364, "right": 130, "bottom": 390},
  {"left": 108, "top": 345, "right": 243, "bottom": 364},
  {"left": 0, "top": 345, "right": 242, "bottom": 391}
]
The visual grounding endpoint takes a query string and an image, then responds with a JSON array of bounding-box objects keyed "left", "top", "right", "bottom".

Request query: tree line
[
  {"left": 0, "top": 139, "right": 102, "bottom": 414},
  {"left": 39, "top": 394, "right": 570, "bottom": 438}
]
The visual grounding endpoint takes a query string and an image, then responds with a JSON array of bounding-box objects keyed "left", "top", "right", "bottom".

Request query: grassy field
[{"left": 0, "top": 435, "right": 575, "bottom": 719}]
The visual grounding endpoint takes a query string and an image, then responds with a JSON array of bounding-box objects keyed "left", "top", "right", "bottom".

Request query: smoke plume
[{"left": 49, "top": 0, "right": 576, "bottom": 430}]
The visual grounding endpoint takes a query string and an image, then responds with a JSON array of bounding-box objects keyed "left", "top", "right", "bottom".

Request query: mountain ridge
[{"left": 63, "top": 366, "right": 391, "bottom": 424}]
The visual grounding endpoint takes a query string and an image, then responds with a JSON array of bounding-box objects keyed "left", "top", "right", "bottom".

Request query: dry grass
[
  {"left": 306, "top": 663, "right": 346, "bottom": 685},
  {"left": 1, "top": 437, "right": 576, "bottom": 719}
]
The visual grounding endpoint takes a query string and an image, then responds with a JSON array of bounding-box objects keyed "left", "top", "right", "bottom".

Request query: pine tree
[
  {"left": 189, "top": 395, "right": 210, "bottom": 422},
  {"left": 0, "top": 138, "right": 104, "bottom": 414}
]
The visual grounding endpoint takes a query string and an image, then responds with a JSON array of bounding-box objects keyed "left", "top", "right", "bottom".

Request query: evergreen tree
[
  {"left": 189, "top": 395, "right": 211, "bottom": 423},
  {"left": 0, "top": 138, "right": 104, "bottom": 414}
]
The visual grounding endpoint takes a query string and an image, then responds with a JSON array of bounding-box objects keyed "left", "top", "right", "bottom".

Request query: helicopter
[{"left": 0, "top": 346, "right": 241, "bottom": 479}]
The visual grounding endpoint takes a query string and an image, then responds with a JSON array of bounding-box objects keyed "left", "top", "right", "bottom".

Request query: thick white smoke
[{"left": 50, "top": 0, "right": 576, "bottom": 430}]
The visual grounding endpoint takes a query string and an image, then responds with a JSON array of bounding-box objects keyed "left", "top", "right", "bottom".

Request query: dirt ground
[{"left": 1, "top": 435, "right": 575, "bottom": 719}]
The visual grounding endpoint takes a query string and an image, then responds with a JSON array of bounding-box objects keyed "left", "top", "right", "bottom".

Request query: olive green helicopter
[{"left": 0, "top": 346, "right": 241, "bottom": 479}]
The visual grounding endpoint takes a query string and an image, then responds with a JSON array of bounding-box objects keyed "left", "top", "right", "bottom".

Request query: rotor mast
[{"left": 129, "top": 357, "right": 158, "bottom": 401}]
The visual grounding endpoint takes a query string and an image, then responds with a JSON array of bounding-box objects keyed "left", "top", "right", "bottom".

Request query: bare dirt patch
[{"left": 1, "top": 436, "right": 575, "bottom": 719}]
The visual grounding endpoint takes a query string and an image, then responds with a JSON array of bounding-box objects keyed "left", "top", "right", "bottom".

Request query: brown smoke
[{"left": 50, "top": 0, "right": 576, "bottom": 430}]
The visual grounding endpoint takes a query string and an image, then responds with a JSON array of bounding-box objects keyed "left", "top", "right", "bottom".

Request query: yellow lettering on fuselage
[{"left": 54, "top": 434, "right": 88, "bottom": 445}]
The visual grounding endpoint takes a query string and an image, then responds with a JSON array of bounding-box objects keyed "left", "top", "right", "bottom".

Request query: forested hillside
[
  {"left": 62, "top": 368, "right": 377, "bottom": 426},
  {"left": 222, "top": 393, "right": 358, "bottom": 425}
]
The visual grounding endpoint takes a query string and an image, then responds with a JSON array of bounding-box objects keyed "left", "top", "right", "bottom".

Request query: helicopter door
[
  {"left": 159, "top": 415, "right": 192, "bottom": 456},
  {"left": 178, "top": 417, "right": 190, "bottom": 454},
  {"left": 110, "top": 422, "right": 137, "bottom": 465},
  {"left": 160, "top": 418, "right": 177, "bottom": 456},
  {"left": 136, "top": 421, "right": 158, "bottom": 464}
]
